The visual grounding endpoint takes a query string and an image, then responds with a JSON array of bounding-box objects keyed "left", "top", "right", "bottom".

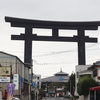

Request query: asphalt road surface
[{"left": 43, "top": 97, "right": 69, "bottom": 100}]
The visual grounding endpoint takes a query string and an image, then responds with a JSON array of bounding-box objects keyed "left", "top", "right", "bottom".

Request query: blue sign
[
  {"left": 36, "top": 89, "right": 38, "bottom": 92},
  {"left": 32, "top": 82, "right": 36, "bottom": 86},
  {"left": 20, "top": 77, "right": 24, "bottom": 89},
  {"left": 59, "top": 77, "right": 63, "bottom": 81}
]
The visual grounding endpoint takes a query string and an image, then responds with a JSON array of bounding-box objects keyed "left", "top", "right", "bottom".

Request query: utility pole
[{"left": 70, "top": 80, "right": 71, "bottom": 95}]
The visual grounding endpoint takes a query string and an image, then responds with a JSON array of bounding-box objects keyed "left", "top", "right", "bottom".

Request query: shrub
[{"left": 77, "top": 76, "right": 97, "bottom": 96}]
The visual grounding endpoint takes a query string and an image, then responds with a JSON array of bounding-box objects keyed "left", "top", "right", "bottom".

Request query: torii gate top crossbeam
[
  {"left": 5, "top": 16, "right": 100, "bottom": 30},
  {"left": 5, "top": 16, "right": 99, "bottom": 65}
]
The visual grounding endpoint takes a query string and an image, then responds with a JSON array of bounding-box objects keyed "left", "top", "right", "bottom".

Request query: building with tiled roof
[
  {"left": 41, "top": 69, "right": 69, "bottom": 97},
  {"left": 41, "top": 69, "right": 69, "bottom": 83}
]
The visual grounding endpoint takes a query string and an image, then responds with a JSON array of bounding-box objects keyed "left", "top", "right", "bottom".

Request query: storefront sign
[
  {"left": 0, "top": 77, "right": 10, "bottom": 82},
  {"left": 13, "top": 74, "right": 19, "bottom": 90},
  {"left": 0, "top": 67, "right": 10, "bottom": 75}
]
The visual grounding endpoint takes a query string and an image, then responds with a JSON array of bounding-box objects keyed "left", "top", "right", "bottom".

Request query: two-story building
[
  {"left": 88, "top": 61, "right": 100, "bottom": 100},
  {"left": 75, "top": 62, "right": 100, "bottom": 100},
  {"left": 32, "top": 74, "right": 41, "bottom": 89},
  {"left": 0, "top": 51, "right": 32, "bottom": 100},
  {"left": 88, "top": 61, "right": 100, "bottom": 84},
  {"left": 75, "top": 65, "right": 93, "bottom": 100}
]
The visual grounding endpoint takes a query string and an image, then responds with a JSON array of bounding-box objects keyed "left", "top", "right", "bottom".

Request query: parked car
[{"left": 13, "top": 97, "right": 20, "bottom": 100}]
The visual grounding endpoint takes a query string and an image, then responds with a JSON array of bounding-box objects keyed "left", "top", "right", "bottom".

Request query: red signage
[{"left": 89, "top": 86, "right": 100, "bottom": 91}]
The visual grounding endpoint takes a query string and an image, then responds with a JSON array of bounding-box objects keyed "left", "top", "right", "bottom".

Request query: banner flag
[{"left": 7, "top": 83, "right": 15, "bottom": 100}]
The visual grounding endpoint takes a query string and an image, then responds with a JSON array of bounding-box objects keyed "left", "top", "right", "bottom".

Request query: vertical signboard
[
  {"left": 29, "top": 74, "right": 31, "bottom": 83},
  {"left": 7, "top": 83, "right": 15, "bottom": 100},
  {"left": 20, "top": 77, "right": 24, "bottom": 89},
  {"left": 13, "top": 74, "right": 19, "bottom": 90},
  {"left": 0, "top": 82, "right": 2, "bottom": 87}
]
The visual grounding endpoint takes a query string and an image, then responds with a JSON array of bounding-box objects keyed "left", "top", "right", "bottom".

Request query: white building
[
  {"left": 88, "top": 61, "right": 100, "bottom": 84},
  {"left": 33, "top": 74, "right": 41, "bottom": 89}
]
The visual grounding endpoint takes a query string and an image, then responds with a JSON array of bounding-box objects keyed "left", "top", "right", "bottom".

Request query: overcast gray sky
[{"left": 0, "top": 0, "right": 100, "bottom": 78}]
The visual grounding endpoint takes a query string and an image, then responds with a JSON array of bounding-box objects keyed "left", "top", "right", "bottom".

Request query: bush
[
  {"left": 64, "top": 95, "right": 72, "bottom": 99},
  {"left": 31, "top": 91, "right": 35, "bottom": 99},
  {"left": 77, "top": 76, "right": 97, "bottom": 96}
]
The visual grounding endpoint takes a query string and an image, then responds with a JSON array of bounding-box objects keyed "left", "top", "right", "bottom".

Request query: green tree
[
  {"left": 41, "top": 83, "right": 46, "bottom": 89},
  {"left": 67, "top": 72, "right": 75, "bottom": 93},
  {"left": 39, "top": 88, "right": 44, "bottom": 99},
  {"left": 77, "top": 76, "right": 97, "bottom": 96},
  {"left": 30, "top": 91, "right": 35, "bottom": 99}
]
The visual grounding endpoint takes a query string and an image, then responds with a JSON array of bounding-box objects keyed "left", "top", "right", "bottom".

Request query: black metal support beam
[
  {"left": 11, "top": 34, "right": 97, "bottom": 42},
  {"left": 77, "top": 29, "right": 86, "bottom": 65},
  {"left": 5, "top": 16, "right": 99, "bottom": 65},
  {"left": 24, "top": 26, "right": 32, "bottom": 64},
  {"left": 52, "top": 29, "right": 58, "bottom": 37},
  {"left": 5, "top": 16, "right": 99, "bottom": 30}
]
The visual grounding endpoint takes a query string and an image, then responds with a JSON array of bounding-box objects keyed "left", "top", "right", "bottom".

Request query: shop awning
[
  {"left": 89, "top": 86, "right": 100, "bottom": 91},
  {"left": 49, "top": 91, "right": 55, "bottom": 93}
]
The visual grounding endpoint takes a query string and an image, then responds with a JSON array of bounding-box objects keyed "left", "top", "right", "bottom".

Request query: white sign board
[
  {"left": 13, "top": 74, "right": 19, "bottom": 90},
  {"left": 0, "top": 77, "right": 10, "bottom": 82}
]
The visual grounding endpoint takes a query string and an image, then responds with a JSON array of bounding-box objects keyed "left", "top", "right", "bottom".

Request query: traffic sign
[{"left": 32, "top": 82, "right": 35, "bottom": 86}]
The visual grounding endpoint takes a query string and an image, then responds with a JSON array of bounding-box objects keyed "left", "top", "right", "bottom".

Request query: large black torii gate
[{"left": 5, "top": 16, "right": 100, "bottom": 65}]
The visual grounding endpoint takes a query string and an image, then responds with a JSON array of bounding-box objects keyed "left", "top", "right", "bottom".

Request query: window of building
[
  {"left": 93, "top": 69, "right": 97, "bottom": 77},
  {"left": 37, "top": 82, "right": 39, "bottom": 88},
  {"left": 37, "top": 77, "right": 39, "bottom": 80},
  {"left": 38, "top": 82, "right": 39, "bottom": 85}
]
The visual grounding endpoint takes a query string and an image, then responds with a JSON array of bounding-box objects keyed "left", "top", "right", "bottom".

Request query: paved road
[{"left": 42, "top": 97, "right": 70, "bottom": 100}]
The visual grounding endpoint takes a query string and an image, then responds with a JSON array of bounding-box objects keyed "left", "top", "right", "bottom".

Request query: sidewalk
[
  {"left": 42, "top": 97, "right": 46, "bottom": 100},
  {"left": 42, "top": 97, "right": 71, "bottom": 100},
  {"left": 63, "top": 98, "right": 70, "bottom": 100}
]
